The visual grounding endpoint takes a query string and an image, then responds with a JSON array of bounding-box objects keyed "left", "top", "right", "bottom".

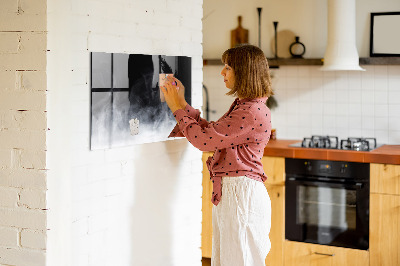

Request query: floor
[{"left": 202, "top": 257, "right": 211, "bottom": 266}]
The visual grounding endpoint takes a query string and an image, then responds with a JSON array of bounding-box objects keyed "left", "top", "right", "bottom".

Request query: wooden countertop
[{"left": 263, "top": 139, "right": 400, "bottom": 165}]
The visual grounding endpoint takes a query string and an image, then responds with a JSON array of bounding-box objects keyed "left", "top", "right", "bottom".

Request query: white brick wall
[
  {"left": 47, "top": 1, "right": 203, "bottom": 266},
  {"left": 0, "top": 0, "right": 48, "bottom": 265}
]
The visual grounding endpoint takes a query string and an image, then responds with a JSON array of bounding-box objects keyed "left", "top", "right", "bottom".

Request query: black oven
[{"left": 285, "top": 158, "right": 369, "bottom": 250}]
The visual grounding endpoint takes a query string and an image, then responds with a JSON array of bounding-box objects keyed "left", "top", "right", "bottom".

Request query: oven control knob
[
  {"left": 340, "top": 164, "right": 347, "bottom": 174},
  {"left": 304, "top": 161, "right": 312, "bottom": 171}
]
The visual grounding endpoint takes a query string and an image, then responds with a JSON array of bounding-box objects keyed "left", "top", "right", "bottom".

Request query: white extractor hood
[{"left": 320, "top": 0, "right": 365, "bottom": 71}]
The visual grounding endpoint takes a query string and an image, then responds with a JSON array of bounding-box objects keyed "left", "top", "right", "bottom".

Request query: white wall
[
  {"left": 47, "top": 0, "right": 203, "bottom": 266},
  {"left": 271, "top": 65, "right": 400, "bottom": 144},
  {"left": 0, "top": 0, "right": 48, "bottom": 265},
  {"left": 203, "top": 0, "right": 400, "bottom": 58},
  {"left": 204, "top": 65, "right": 400, "bottom": 144},
  {"left": 203, "top": 0, "right": 400, "bottom": 145}
]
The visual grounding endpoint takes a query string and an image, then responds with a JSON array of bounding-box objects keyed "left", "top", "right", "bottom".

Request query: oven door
[{"left": 285, "top": 177, "right": 369, "bottom": 250}]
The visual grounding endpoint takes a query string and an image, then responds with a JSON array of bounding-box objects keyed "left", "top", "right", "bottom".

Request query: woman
[{"left": 162, "top": 44, "right": 273, "bottom": 266}]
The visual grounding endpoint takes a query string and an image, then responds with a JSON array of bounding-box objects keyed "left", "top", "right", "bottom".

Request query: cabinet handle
[{"left": 314, "top": 252, "right": 335, "bottom": 257}]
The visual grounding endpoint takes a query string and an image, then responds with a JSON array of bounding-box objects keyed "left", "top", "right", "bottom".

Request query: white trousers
[{"left": 212, "top": 176, "right": 271, "bottom": 266}]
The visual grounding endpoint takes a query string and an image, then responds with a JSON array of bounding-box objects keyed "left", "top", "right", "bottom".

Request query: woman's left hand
[{"left": 161, "top": 77, "right": 183, "bottom": 113}]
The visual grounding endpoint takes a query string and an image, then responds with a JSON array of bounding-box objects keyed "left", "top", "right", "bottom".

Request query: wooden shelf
[
  {"left": 359, "top": 57, "right": 400, "bottom": 65},
  {"left": 203, "top": 57, "right": 400, "bottom": 67},
  {"left": 268, "top": 58, "right": 322, "bottom": 67},
  {"left": 203, "top": 58, "right": 323, "bottom": 67}
]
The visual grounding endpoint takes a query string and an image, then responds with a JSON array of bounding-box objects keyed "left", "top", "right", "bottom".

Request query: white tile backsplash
[{"left": 204, "top": 64, "right": 400, "bottom": 144}]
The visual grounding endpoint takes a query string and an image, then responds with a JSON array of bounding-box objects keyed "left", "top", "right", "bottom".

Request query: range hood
[{"left": 320, "top": 0, "right": 365, "bottom": 71}]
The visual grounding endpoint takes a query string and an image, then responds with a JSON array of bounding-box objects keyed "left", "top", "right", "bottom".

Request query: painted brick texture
[
  {"left": 46, "top": 0, "right": 203, "bottom": 265},
  {"left": 0, "top": 0, "right": 48, "bottom": 265}
]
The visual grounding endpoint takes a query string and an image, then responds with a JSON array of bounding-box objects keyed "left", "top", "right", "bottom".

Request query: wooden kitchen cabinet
[
  {"left": 370, "top": 193, "right": 400, "bottom": 266},
  {"left": 284, "top": 241, "right": 369, "bottom": 266},
  {"left": 370, "top": 163, "right": 400, "bottom": 266},
  {"left": 262, "top": 156, "right": 285, "bottom": 266},
  {"left": 261, "top": 156, "right": 285, "bottom": 186},
  {"left": 202, "top": 152, "right": 213, "bottom": 258},
  {"left": 370, "top": 163, "right": 400, "bottom": 195},
  {"left": 201, "top": 154, "right": 286, "bottom": 266},
  {"left": 264, "top": 184, "right": 285, "bottom": 266}
]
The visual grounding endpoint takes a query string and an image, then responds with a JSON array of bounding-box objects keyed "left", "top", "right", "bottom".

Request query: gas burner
[
  {"left": 290, "top": 136, "right": 380, "bottom": 151},
  {"left": 340, "top": 137, "right": 377, "bottom": 151},
  {"left": 301, "top": 135, "right": 339, "bottom": 149}
]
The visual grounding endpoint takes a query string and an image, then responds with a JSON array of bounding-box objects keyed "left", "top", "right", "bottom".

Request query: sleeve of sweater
[
  {"left": 171, "top": 105, "right": 256, "bottom": 152},
  {"left": 168, "top": 104, "right": 211, "bottom": 138}
]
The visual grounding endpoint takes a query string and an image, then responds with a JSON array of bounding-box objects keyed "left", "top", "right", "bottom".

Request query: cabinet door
[
  {"left": 261, "top": 156, "right": 285, "bottom": 185},
  {"left": 284, "top": 241, "right": 369, "bottom": 266},
  {"left": 370, "top": 193, "right": 400, "bottom": 266},
  {"left": 264, "top": 184, "right": 284, "bottom": 266},
  {"left": 370, "top": 163, "right": 400, "bottom": 195},
  {"left": 202, "top": 152, "right": 213, "bottom": 258}
]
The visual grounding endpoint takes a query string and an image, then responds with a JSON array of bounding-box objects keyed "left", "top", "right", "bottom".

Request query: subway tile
[
  {"left": 323, "top": 87, "right": 336, "bottom": 103},
  {"left": 336, "top": 103, "right": 349, "bottom": 116},
  {"left": 348, "top": 90, "right": 362, "bottom": 103},
  {"left": 335, "top": 115, "right": 348, "bottom": 129},
  {"left": 323, "top": 115, "right": 336, "bottom": 129},
  {"left": 298, "top": 77, "right": 311, "bottom": 89},
  {"left": 298, "top": 67, "right": 311, "bottom": 78},
  {"left": 374, "top": 77, "right": 388, "bottom": 91},
  {"left": 286, "top": 77, "right": 299, "bottom": 89},
  {"left": 361, "top": 104, "right": 375, "bottom": 116},
  {"left": 374, "top": 130, "right": 389, "bottom": 144},
  {"left": 297, "top": 101, "right": 312, "bottom": 114},
  {"left": 284, "top": 66, "right": 298, "bottom": 77},
  {"left": 311, "top": 102, "right": 324, "bottom": 113},
  {"left": 348, "top": 71, "right": 362, "bottom": 90},
  {"left": 348, "top": 116, "right": 362, "bottom": 129},
  {"left": 323, "top": 103, "right": 336, "bottom": 115},
  {"left": 375, "top": 104, "right": 389, "bottom": 117},
  {"left": 361, "top": 129, "right": 375, "bottom": 138},
  {"left": 388, "top": 91, "right": 400, "bottom": 104},
  {"left": 374, "top": 65, "right": 388, "bottom": 77},
  {"left": 374, "top": 117, "right": 389, "bottom": 130},
  {"left": 311, "top": 114, "right": 324, "bottom": 128},
  {"left": 311, "top": 127, "right": 324, "bottom": 136},
  {"left": 388, "top": 117, "right": 400, "bottom": 131},
  {"left": 336, "top": 90, "right": 349, "bottom": 103},
  {"left": 361, "top": 90, "right": 375, "bottom": 104},
  {"left": 348, "top": 103, "right": 362, "bottom": 116},
  {"left": 361, "top": 74, "right": 374, "bottom": 91},
  {"left": 388, "top": 131, "right": 400, "bottom": 144},
  {"left": 388, "top": 104, "right": 400, "bottom": 117},
  {"left": 335, "top": 72, "right": 349, "bottom": 90},
  {"left": 297, "top": 89, "right": 312, "bottom": 103},
  {"left": 388, "top": 75, "right": 400, "bottom": 91},
  {"left": 388, "top": 65, "right": 400, "bottom": 76},
  {"left": 374, "top": 90, "right": 388, "bottom": 104},
  {"left": 322, "top": 70, "right": 335, "bottom": 78},
  {"left": 336, "top": 128, "right": 349, "bottom": 140},
  {"left": 362, "top": 116, "right": 375, "bottom": 130},
  {"left": 310, "top": 66, "right": 323, "bottom": 77},
  {"left": 310, "top": 77, "right": 324, "bottom": 90},
  {"left": 274, "top": 66, "right": 287, "bottom": 77},
  {"left": 349, "top": 128, "right": 362, "bottom": 137}
]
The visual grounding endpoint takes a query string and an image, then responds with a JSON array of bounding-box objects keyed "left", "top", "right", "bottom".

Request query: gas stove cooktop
[{"left": 289, "top": 135, "right": 382, "bottom": 151}]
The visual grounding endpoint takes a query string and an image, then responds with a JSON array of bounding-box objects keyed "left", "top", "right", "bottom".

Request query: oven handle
[{"left": 286, "top": 177, "right": 364, "bottom": 189}]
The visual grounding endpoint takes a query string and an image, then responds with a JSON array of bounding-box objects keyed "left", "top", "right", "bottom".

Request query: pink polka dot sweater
[{"left": 168, "top": 97, "right": 272, "bottom": 206}]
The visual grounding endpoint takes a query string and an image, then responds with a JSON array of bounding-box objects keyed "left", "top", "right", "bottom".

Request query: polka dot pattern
[{"left": 168, "top": 97, "right": 272, "bottom": 206}]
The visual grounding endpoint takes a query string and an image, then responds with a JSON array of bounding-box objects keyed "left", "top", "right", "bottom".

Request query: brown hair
[{"left": 221, "top": 44, "right": 273, "bottom": 99}]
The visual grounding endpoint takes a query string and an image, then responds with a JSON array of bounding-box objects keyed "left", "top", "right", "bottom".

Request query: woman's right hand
[{"left": 168, "top": 76, "right": 187, "bottom": 107}]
